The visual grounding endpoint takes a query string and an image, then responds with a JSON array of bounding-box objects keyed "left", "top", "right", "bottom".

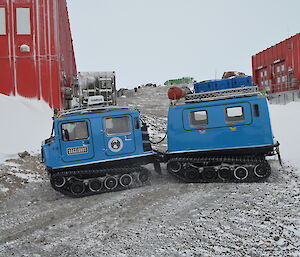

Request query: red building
[
  {"left": 0, "top": 0, "right": 77, "bottom": 109},
  {"left": 252, "top": 33, "right": 300, "bottom": 94}
]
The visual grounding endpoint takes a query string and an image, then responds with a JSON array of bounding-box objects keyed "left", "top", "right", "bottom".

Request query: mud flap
[
  {"left": 153, "top": 159, "right": 162, "bottom": 174},
  {"left": 276, "top": 146, "right": 283, "bottom": 166}
]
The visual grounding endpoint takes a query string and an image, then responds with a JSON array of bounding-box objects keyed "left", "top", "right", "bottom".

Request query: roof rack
[
  {"left": 185, "top": 86, "right": 261, "bottom": 103},
  {"left": 58, "top": 105, "right": 129, "bottom": 117}
]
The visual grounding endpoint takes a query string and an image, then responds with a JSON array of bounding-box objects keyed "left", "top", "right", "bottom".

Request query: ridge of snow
[
  {"left": 0, "top": 94, "right": 53, "bottom": 163},
  {"left": 269, "top": 102, "right": 300, "bottom": 173}
]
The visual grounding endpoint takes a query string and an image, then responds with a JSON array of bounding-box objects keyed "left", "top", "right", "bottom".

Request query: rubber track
[
  {"left": 167, "top": 155, "right": 271, "bottom": 183},
  {"left": 50, "top": 166, "right": 150, "bottom": 198}
]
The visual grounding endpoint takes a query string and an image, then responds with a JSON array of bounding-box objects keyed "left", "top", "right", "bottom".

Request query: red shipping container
[
  {"left": 0, "top": 0, "right": 77, "bottom": 109},
  {"left": 252, "top": 33, "right": 300, "bottom": 94}
]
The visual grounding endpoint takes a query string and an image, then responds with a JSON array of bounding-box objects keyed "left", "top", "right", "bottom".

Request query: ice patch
[{"left": 9, "top": 172, "right": 43, "bottom": 183}]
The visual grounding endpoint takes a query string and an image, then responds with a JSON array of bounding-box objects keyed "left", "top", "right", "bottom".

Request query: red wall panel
[
  {"left": 252, "top": 33, "right": 300, "bottom": 93},
  {"left": 0, "top": 2, "right": 13, "bottom": 95},
  {"left": 0, "top": 0, "right": 77, "bottom": 109}
]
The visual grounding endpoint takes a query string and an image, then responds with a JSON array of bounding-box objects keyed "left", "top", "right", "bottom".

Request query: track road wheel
[
  {"left": 88, "top": 179, "right": 103, "bottom": 192},
  {"left": 233, "top": 166, "right": 249, "bottom": 181},
  {"left": 52, "top": 175, "right": 66, "bottom": 188},
  {"left": 138, "top": 169, "right": 149, "bottom": 183},
  {"left": 119, "top": 174, "right": 133, "bottom": 187},
  {"left": 167, "top": 161, "right": 182, "bottom": 173},
  {"left": 218, "top": 166, "right": 232, "bottom": 181},
  {"left": 254, "top": 162, "right": 271, "bottom": 178},
  {"left": 202, "top": 167, "right": 217, "bottom": 181},
  {"left": 70, "top": 181, "right": 85, "bottom": 196},
  {"left": 104, "top": 176, "right": 118, "bottom": 190},
  {"left": 185, "top": 167, "right": 200, "bottom": 181}
]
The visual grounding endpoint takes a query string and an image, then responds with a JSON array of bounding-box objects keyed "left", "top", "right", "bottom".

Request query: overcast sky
[{"left": 66, "top": 0, "right": 300, "bottom": 89}]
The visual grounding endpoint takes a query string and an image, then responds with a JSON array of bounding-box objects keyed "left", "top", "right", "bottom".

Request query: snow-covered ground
[
  {"left": 0, "top": 94, "right": 52, "bottom": 163},
  {"left": 0, "top": 89, "right": 299, "bottom": 257},
  {"left": 269, "top": 102, "right": 300, "bottom": 172}
]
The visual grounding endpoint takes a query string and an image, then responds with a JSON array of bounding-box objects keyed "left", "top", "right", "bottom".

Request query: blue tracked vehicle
[
  {"left": 165, "top": 85, "right": 280, "bottom": 183},
  {"left": 42, "top": 106, "right": 161, "bottom": 197}
]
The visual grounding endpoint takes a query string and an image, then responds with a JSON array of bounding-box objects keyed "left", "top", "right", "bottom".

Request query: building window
[
  {"left": 0, "top": 8, "right": 5, "bottom": 35},
  {"left": 281, "top": 64, "right": 285, "bottom": 72},
  {"left": 62, "top": 121, "right": 89, "bottom": 141},
  {"left": 264, "top": 70, "right": 267, "bottom": 76},
  {"left": 276, "top": 66, "right": 280, "bottom": 73},
  {"left": 190, "top": 110, "right": 208, "bottom": 127},
  {"left": 16, "top": 8, "right": 31, "bottom": 35},
  {"left": 105, "top": 116, "right": 131, "bottom": 136},
  {"left": 265, "top": 80, "right": 268, "bottom": 86},
  {"left": 260, "top": 71, "right": 263, "bottom": 78},
  {"left": 282, "top": 76, "right": 286, "bottom": 82},
  {"left": 225, "top": 106, "right": 244, "bottom": 123},
  {"left": 277, "top": 77, "right": 281, "bottom": 84}
]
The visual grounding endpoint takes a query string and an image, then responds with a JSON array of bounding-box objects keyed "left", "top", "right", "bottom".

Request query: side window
[
  {"left": 134, "top": 117, "right": 140, "bottom": 129},
  {"left": 253, "top": 104, "right": 260, "bottom": 117},
  {"left": 16, "top": 8, "right": 31, "bottom": 35},
  {"left": 225, "top": 106, "right": 244, "bottom": 123},
  {"left": 0, "top": 8, "right": 5, "bottom": 35},
  {"left": 190, "top": 110, "right": 208, "bottom": 127},
  {"left": 105, "top": 116, "right": 131, "bottom": 136},
  {"left": 62, "top": 121, "right": 89, "bottom": 141}
]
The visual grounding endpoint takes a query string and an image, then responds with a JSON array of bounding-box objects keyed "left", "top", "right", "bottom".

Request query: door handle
[
  {"left": 83, "top": 140, "right": 90, "bottom": 145},
  {"left": 125, "top": 136, "right": 132, "bottom": 141}
]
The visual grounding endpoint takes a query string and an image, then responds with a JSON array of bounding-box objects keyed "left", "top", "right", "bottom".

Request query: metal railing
[{"left": 185, "top": 86, "right": 261, "bottom": 103}]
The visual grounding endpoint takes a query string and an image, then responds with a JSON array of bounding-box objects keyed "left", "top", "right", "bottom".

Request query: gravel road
[{"left": 0, "top": 87, "right": 299, "bottom": 257}]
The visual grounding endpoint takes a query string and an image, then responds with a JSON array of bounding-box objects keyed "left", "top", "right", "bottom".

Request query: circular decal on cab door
[{"left": 108, "top": 137, "right": 124, "bottom": 152}]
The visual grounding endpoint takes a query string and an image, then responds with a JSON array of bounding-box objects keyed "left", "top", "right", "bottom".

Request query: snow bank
[
  {"left": 269, "top": 102, "right": 300, "bottom": 170},
  {"left": 0, "top": 94, "right": 52, "bottom": 163}
]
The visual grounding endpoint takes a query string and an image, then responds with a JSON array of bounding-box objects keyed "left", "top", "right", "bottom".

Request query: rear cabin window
[
  {"left": 62, "top": 121, "right": 89, "bottom": 141},
  {"left": 105, "top": 116, "right": 131, "bottom": 136},
  {"left": 190, "top": 110, "right": 208, "bottom": 127},
  {"left": 253, "top": 104, "right": 260, "bottom": 117},
  {"left": 0, "top": 8, "right": 5, "bottom": 35},
  {"left": 225, "top": 106, "right": 244, "bottom": 123}
]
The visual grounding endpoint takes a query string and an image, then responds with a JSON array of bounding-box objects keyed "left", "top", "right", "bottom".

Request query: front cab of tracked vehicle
[{"left": 42, "top": 107, "right": 154, "bottom": 171}]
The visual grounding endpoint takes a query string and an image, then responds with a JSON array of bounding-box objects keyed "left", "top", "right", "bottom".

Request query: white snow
[
  {"left": 0, "top": 94, "right": 53, "bottom": 163},
  {"left": 269, "top": 102, "right": 300, "bottom": 173},
  {"left": 0, "top": 184, "right": 9, "bottom": 193},
  {"left": 8, "top": 172, "right": 43, "bottom": 183}
]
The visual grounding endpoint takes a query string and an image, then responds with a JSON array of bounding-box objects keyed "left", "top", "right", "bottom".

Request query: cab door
[
  {"left": 103, "top": 115, "right": 136, "bottom": 156},
  {"left": 59, "top": 120, "right": 95, "bottom": 162}
]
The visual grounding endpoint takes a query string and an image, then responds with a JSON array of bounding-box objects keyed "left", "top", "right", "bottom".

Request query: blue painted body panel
[
  {"left": 42, "top": 108, "right": 153, "bottom": 169},
  {"left": 194, "top": 76, "right": 253, "bottom": 93},
  {"left": 167, "top": 95, "right": 274, "bottom": 153}
]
